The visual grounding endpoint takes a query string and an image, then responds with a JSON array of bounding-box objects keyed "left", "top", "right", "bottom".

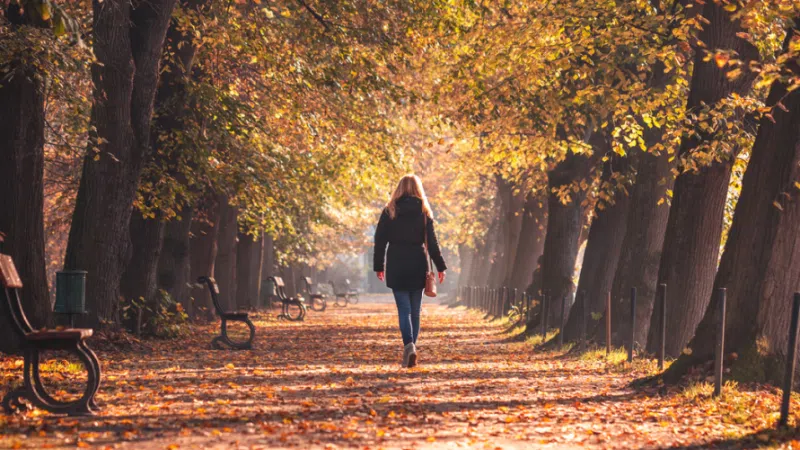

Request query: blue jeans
[{"left": 393, "top": 289, "right": 423, "bottom": 346}]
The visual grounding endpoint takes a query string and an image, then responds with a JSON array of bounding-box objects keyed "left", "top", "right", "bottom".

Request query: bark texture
[
  {"left": 669, "top": 27, "right": 800, "bottom": 382},
  {"left": 214, "top": 199, "right": 238, "bottom": 310},
  {"left": 525, "top": 150, "right": 594, "bottom": 333},
  {"left": 562, "top": 157, "right": 631, "bottom": 343},
  {"left": 0, "top": 61, "right": 49, "bottom": 352},
  {"left": 119, "top": 213, "right": 165, "bottom": 332},
  {"left": 235, "top": 232, "right": 263, "bottom": 310},
  {"left": 189, "top": 199, "right": 221, "bottom": 319},
  {"left": 598, "top": 150, "right": 675, "bottom": 346},
  {"left": 63, "top": 0, "right": 177, "bottom": 327},
  {"left": 124, "top": 0, "right": 205, "bottom": 322},
  {"left": 646, "top": 3, "right": 759, "bottom": 356},
  {"left": 508, "top": 193, "right": 548, "bottom": 292},
  {"left": 157, "top": 209, "right": 193, "bottom": 315}
]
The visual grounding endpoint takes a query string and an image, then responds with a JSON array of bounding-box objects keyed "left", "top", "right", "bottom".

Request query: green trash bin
[
  {"left": 260, "top": 278, "right": 277, "bottom": 309},
  {"left": 54, "top": 270, "right": 87, "bottom": 327}
]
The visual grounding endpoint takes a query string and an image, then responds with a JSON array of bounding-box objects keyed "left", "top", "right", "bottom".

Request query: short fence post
[
  {"left": 606, "top": 291, "right": 612, "bottom": 355},
  {"left": 580, "top": 291, "right": 587, "bottom": 347},
  {"left": 713, "top": 288, "right": 726, "bottom": 398},
  {"left": 541, "top": 290, "right": 548, "bottom": 338},
  {"left": 558, "top": 294, "right": 566, "bottom": 347},
  {"left": 779, "top": 293, "right": 800, "bottom": 428},
  {"left": 526, "top": 292, "right": 532, "bottom": 322},
  {"left": 512, "top": 288, "right": 518, "bottom": 319},
  {"left": 658, "top": 283, "right": 667, "bottom": 370},
  {"left": 628, "top": 287, "right": 636, "bottom": 362}
]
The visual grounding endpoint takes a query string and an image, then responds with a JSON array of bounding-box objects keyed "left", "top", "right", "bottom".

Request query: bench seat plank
[{"left": 26, "top": 329, "right": 93, "bottom": 340}]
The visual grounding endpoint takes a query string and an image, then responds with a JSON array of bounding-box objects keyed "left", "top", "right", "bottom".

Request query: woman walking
[{"left": 374, "top": 174, "right": 447, "bottom": 368}]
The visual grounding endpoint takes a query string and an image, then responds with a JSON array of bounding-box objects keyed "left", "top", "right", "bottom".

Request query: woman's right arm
[{"left": 373, "top": 209, "right": 390, "bottom": 273}]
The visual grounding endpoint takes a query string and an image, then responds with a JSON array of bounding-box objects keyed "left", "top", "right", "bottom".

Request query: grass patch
[
  {"left": 580, "top": 347, "right": 628, "bottom": 364},
  {"left": 682, "top": 380, "right": 740, "bottom": 402},
  {"left": 39, "top": 360, "right": 83, "bottom": 374},
  {"left": 556, "top": 342, "right": 575, "bottom": 354},
  {"left": 526, "top": 330, "right": 559, "bottom": 347}
]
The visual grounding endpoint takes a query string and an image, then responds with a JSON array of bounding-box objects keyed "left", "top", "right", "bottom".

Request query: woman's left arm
[{"left": 426, "top": 217, "right": 447, "bottom": 274}]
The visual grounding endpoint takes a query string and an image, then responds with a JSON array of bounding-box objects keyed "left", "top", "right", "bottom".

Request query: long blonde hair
[{"left": 386, "top": 174, "right": 433, "bottom": 219}]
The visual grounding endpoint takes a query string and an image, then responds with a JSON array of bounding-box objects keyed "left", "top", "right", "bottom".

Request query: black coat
[{"left": 373, "top": 196, "right": 447, "bottom": 291}]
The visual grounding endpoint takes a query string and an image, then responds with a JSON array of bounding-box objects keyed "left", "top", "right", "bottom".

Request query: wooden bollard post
[
  {"left": 606, "top": 291, "right": 611, "bottom": 355},
  {"left": 779, "top": 293, "right": 800, "bottom": 427},
  {"left": 558, "top": 294, "right": 566, "bottom": 347},
  {"left": 658, "top": 284, "right": 667, "bottom": 370},
  {"left": 628, "top": 287, "right": 636, "bottom": 363},
  {"left": 713, "top": 288, "right": 726, "bottom": 398}
]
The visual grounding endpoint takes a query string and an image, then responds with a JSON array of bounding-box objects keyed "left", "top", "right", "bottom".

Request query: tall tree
[
  {"left": 64, "top": 0, "right": 177, "bottom": 326},
  {"left": 0, "top": 1, "right": 85, "bottom": 348},
  {"left": 0, "top": 4, "right": 49, "bottom": 348},
  {"left": 646, "top": 2, "right": 760, "bottom": 356},
  {"left": 120, "top": 0, "right": 207, "bottom": 331},
  {"left": 666, "top": 24, "right": 800, "bottom": 382}
]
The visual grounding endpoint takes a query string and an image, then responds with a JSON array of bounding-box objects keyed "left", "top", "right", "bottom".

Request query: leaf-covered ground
[{"left": 1, "top": 295, "right": 799, "bottom": 449}]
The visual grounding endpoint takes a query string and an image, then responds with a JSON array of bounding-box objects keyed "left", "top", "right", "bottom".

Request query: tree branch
[{"left": 295, "top": 0, "right": 330, "bottom": 32}]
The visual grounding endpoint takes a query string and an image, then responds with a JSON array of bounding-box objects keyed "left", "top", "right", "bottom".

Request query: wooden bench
[
  {"left": 300, "top": 277, "right": 327, "bottom": 312},
  {"left": 268, "top": 276, "right": 306, "bottom": 321},
  {"left": 1, "top": 254, "right": 101, "bottom": 416},
  {"left": 343, "top": 279, "right": 360, "bottom": 305},
  {"left": 328, "top": 280, "right": 350, "bottom": 307},
  {"left": 197, "top": 276, "right": 256, "bottom": 350}
]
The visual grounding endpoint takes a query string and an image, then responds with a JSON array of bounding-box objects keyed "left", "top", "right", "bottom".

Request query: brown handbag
[{"left": 423, "top": 215, "right": 437, "bottom": 298}]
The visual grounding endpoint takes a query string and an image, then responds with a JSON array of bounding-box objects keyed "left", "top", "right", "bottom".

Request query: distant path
[{"left": 0, "top": 295, "right": 782, "bottom": 449}]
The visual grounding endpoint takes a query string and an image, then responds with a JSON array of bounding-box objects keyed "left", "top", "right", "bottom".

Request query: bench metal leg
[
  {"left": 5, "top": 346, "right": 100, "bottom": 416},
  {"left": 213, "top": 318, "right": 255, "bottom": 350}
]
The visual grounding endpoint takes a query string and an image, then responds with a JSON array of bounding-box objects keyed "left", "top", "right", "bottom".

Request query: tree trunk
[
  {"left": 508, "top": 192, "right": 548, "bottom": 292},
  {"left": 189, "top": 198, "right": 221, "bottom": 319},
  {"left": 235, "top": 232, "right": 263, "bottom": 310},
  {"left": 127, "top": 0, "right": 203, "bottom": 324},
  {"left": 646, "top": 3, "right": 759, "bottom": 356},
  {"left": 215, "top": 199, "right": 238, "bottom": 310},
  {"left": 594, "top": 150, "right": 675, "bottom": 346},
  {"left": 501, "top": 184, "right": 527, "bottom": 289},
  {"left": 474, "top": 216, "right": 498, "bottom": 287},
  {"left": 119, "top": 213, "right": 165, "bottom": 333},
  {"left": 525, "top": 150, "right": 594, "bottom": 333},
  {"left": 64, "top": 0, "right": 177, "bottom": 327},
  {"left": 486, "top": 177, "right": 511, "bottom": 287},
  {"left": 157, "top": 208, "right": 193, "bottom": 316},
  {"left": 562, "top": 157, "right": 632, "bottom": 343},
  {"left": 260, "top": 234, "right": 275, "bottom": 304},
  {"left": 457, "top": 244, "right": 475, "bottom": 292},
  {"left": 667, "top": 25, "right": 800, "bottom": 383},
  {"left": 0, "top": 62, "right": 49, "bottom": 352}
]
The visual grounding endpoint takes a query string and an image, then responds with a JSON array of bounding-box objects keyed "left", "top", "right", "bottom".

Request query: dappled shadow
[{"left": 1, "top": 299, "right": 786, "bottom": 449}]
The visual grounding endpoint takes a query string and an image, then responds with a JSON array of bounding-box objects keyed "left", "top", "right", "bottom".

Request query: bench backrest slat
[
  {"left": 0, "top": 253, "right": 34, "bottom": 339},
  {"left": 301, "top": 277, "right": 314, "bottom": 294},
  {"left": 198, "top": 276, "right": 226, "bottom": 315},
  {"left": 267, "top": 276, "right": 289, "bottom": 300}
]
